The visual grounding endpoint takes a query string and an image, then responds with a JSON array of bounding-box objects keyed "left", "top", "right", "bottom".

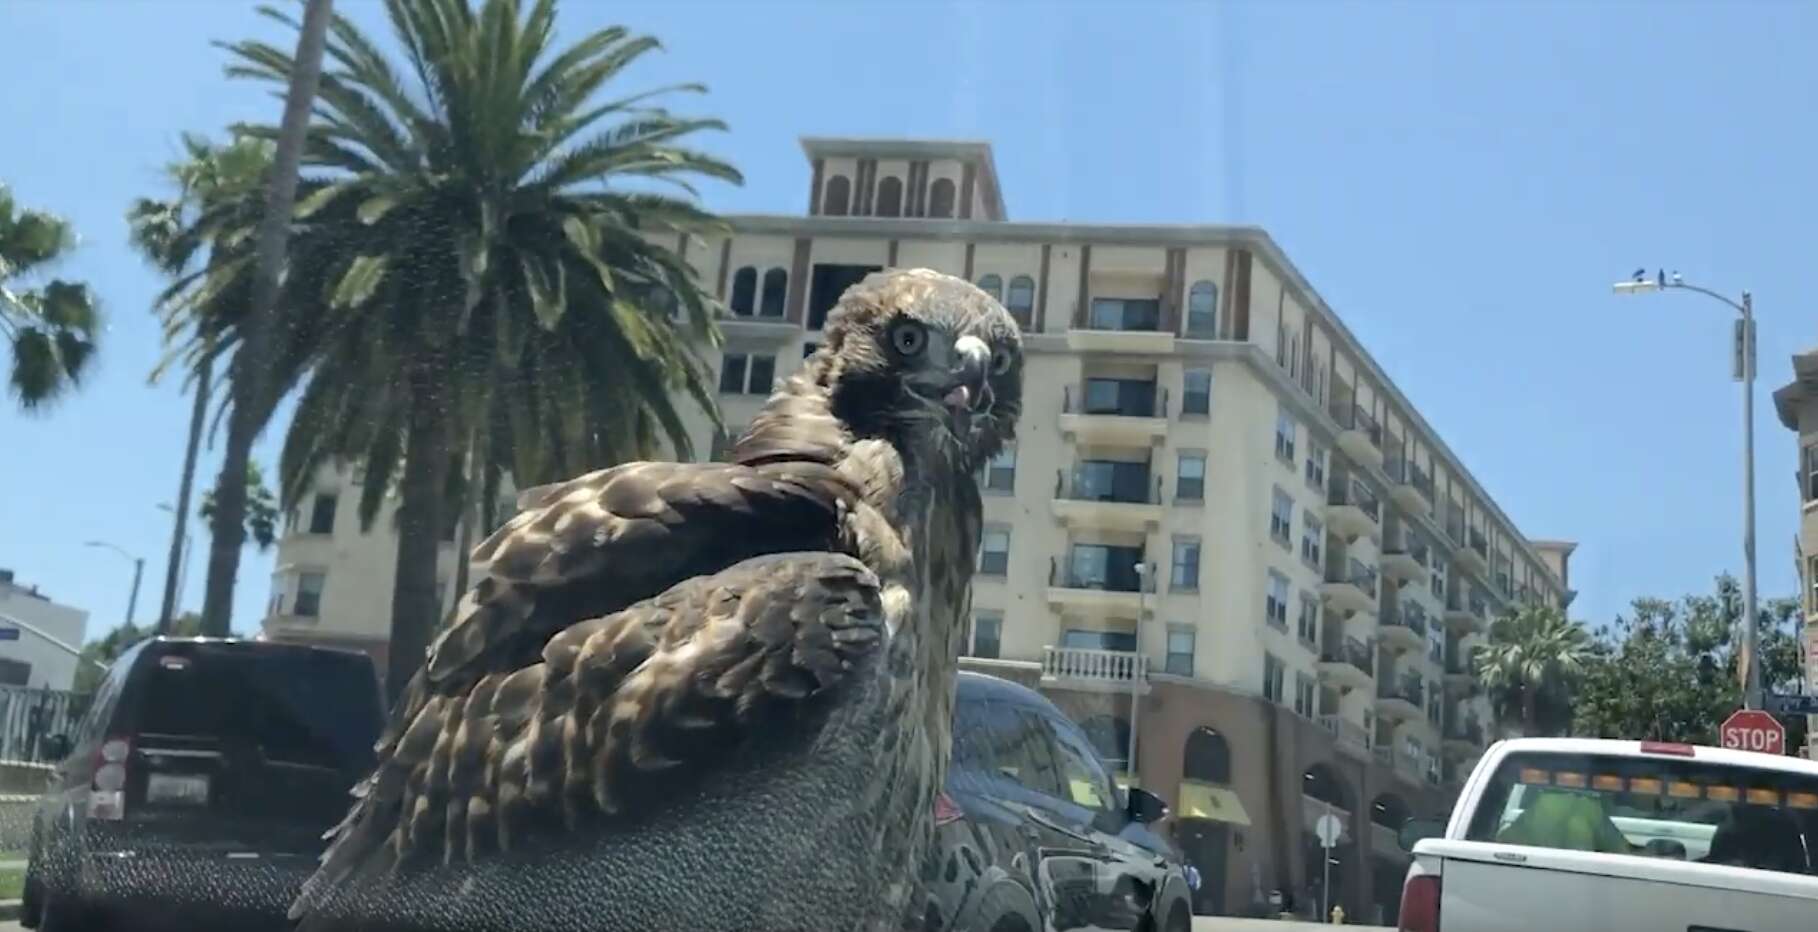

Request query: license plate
[{"left": 146, "top": 773, "right": 210, "bottom": 806}]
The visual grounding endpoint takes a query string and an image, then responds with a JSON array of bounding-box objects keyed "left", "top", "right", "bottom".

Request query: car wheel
[{"left": 1164, "top": 902, "right": 1192, "bottom": 932}]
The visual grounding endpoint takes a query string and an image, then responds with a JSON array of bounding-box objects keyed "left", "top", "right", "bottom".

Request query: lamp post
[
  {"left": 1130, "top": 560, "right": 1154, "bottom": 782},
  {"left": 1612, "top": 269, "right": 1759, "bottom": 707},
  {"left": 84, "top": 541, "right": 144, "bottom": 629}
]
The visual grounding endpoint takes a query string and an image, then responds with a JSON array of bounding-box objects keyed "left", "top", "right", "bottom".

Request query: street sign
[
  {"left": 1764, "top": 694, "right": 1818, "bottom": 716},
  {"left": 1720, "top": 709, "right": 1786, "bottom": 755},
  {"left": 1314, "top": 813, "right": 1344, "bottom": 849},
  {"left": 0, "top": 628, "right": 18, "bottom": 641}
]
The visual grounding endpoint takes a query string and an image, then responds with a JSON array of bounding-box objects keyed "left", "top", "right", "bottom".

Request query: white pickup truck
[{"left": 1396, "top": 737, "right": 1818, "bottom": 932}]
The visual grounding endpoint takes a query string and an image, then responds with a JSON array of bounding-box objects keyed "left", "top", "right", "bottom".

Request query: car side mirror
[
  {"left": 1126, "top": 787, "right": 1169, "bottom": 824},
  {"left": 1397, "top": 818, "right": 1445, "bottom": 852}
]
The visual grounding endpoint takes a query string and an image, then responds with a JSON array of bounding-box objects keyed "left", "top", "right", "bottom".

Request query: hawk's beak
[{"left": 942, "top": 335, "right": 992, "bottom": 415}]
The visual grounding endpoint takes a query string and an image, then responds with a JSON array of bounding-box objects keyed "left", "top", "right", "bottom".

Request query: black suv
[
  {"left": 23, "top": 637, "right": 384, "bottom": 931},
  {"left": 921, "top": 672, "right": 1193, "bottom": 932}
]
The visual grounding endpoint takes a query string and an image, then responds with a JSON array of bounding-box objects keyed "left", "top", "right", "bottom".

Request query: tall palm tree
[
  {"left": 128, "top": 132, "right": 276, "bottom": 632},
  {"left": 1473, "top": 603, "right": 1593, "bottom": 736},
  {"left": 201, "top": 0, "right": 738, "bottom": 697},
  {"left": 0, "top": 186, "right": 99, "bottom": 411}
]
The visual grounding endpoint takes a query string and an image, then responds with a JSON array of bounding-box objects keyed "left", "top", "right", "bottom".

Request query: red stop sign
[{"left": 1720, "top": 709, "right": 1786, "bottom": 755}]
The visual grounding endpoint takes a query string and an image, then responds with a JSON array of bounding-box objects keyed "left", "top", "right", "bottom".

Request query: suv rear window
[
  {"left": 1466, "top": 751, "right": 1818, "bottom": 876},
  {"left": 133, "top": 646, "right": 382, "bottom": 772}
]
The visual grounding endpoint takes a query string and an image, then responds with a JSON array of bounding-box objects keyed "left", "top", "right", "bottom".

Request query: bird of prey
[{"left": 290, "top": 268, "right": 1024, "bottom": 932}]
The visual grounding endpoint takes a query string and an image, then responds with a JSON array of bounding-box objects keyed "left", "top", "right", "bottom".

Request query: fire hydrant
[{"left": 1330, "top": 904, "right": 1346, "bottom": 924}]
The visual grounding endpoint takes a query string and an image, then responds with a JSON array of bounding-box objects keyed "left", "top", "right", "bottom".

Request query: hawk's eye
[
  {"left": 990, "top": 346, "right": 1014, "bottom": 376},
  {"left": 888, "top": 320, "right": 927, "bottom": 357}
]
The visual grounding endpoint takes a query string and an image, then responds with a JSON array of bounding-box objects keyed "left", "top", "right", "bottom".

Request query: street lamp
[
  {"left": 1612, "top": 268, "right": 1759, "bottom": 708},
  {"left": 83, "top": 540, "right": 145, "bottom": 629}
]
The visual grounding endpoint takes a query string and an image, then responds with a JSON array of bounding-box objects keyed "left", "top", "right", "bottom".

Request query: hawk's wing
[{"left": 292, "top": 551, "right": 886, "bottom": 921}]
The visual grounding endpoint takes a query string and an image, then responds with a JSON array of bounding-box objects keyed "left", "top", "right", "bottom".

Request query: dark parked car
[
  {"left": 920, "top": 672, "right": 1193, "bottom": 932},
  {"left": 23, "top": 637, "right": 384, "bottom": 931}
]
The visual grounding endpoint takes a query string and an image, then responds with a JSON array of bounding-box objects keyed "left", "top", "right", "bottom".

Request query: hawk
[{"left": 291, "top": 268, "right": 1024, "bottom": 932}]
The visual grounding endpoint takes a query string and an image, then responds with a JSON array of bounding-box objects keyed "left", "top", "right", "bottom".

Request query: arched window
[
  {"left": 1302, "top": 762, "right": 1349, "bottom": 810},
  {"left": 760, "top": 268, "right": 787, "bottom": 317},
  {"left": 1183, "top": 726, "right": 1232, "bottom": 784},
  {"left": 822, "top": 175, "right": 851, "bottom": 216},
  {"left": 729, "top": 266, "right": 757, "bottom": 316},
  {"left": 875, "top": 176, "right": 903, "bottom": 217},
  {"left": 977, "top": 274, "right": 1003, "bottom": 302},
  {"left": 928, "top": 178, "right": 956, "bottom": 218},
  {"left": 1005, "top": 274, "right": 1035, "bottom": 327},
  {"left": 1187, "top": 280, "right": 1218, "bottom": 336}
]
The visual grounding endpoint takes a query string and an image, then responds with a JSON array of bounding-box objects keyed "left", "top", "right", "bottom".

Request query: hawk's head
[{"left": 814, "top": 268, "right": 1023, "bottom": 475}]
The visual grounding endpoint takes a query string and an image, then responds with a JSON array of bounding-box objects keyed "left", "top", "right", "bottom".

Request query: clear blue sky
[{"left": 2, "top": 0, "right": 1812, "bottom": 642}]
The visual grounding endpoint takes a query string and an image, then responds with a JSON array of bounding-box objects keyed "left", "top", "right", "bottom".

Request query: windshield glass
[{"left": 1466, "top": 751, "right": 1818, "bottom": 875}]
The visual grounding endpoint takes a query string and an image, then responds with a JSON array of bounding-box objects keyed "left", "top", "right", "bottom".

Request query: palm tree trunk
[
  {"left": 198, "top": 0, "right": 333, "bottom": 635},
  {"left": 387, "top": 372, "right": 451, "bottom": 706},
  {"left": 1522, "top": 685, "right": 1539, "bottom": 735},
  {"left": 452, "top": 428, "right": 480, "bottom": 596},
  {"left": 157, "top": 353, "right": 210, "bottom": 633}
]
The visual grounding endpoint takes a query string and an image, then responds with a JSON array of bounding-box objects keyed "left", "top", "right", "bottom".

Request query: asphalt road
[{"left": 0, "top": 922, "right": 1394, "bottom": 932}]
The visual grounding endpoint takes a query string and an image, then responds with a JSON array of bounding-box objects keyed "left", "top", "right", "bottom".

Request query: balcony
[
  {"left": 1380, "top": 536, "right": 1430, "bottom": 585},
  {"left": 1320, "top": 558, "right": 1379, "bottom": 616},
  {"left": 1444, "top": 589, "right": 1489, "bottom": 635},
  {"left": 1384, "top": 458, "right": 1435, "bottom": 514},
  {"left": 1441, "top": 503, "right": 1466, "bottom": 547},
  {"left": 1325, "top": 477, "right": 1382, "bottom": 540},
  {"left": 1059, "top": 380, "right": 1170, "bottom": 447},
  {"left": 1443, "top": 718, "right": 1484, "bottom": 757},
  {"left": 717, "top": 311, "right": 798, "bottom": 343},
  {"left": 1319, "top": 714, "right": 1373, "bottom": 762},
  {"left": 1378, "top": 605, "right": 1428, "bottom": 654},
  {"left": 1457, "top": 527, "right": 1490, "bottom": 577},
  {"left": 1317, "top": 636, "right": 1375, "bottom": 692},
  {"left": 1330, "top": 399, "right": 1384, "bottom": 465},
  {"left": 1041, "top": 645, "right": 1151, "bottom": 695},
  {"left": 1377, "top": 678, "right": 1424, "bottom": 722},
  {"left": 1051, "top": 466, "right": 1164, "bottom": 533},
  {"left": 1047, "top": 554, "right": 1148, "bottom": 617},
  {"left": 1068, "top": 297, "right": 1175, "bottom": 355},
  {"left": 1443, "top": 649, "right": 1475, "bottom": 691}
]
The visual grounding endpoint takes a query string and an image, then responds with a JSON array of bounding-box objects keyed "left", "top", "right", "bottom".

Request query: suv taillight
[
  {"left": 86, "top": 736, "right": 130, "bottom": 821},
  {"left": 1399, "top": 873, "right": 1440, "bottom": 932}
]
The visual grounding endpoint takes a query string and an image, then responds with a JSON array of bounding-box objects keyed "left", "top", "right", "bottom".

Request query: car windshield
[{"left": 1466, "top": 751, "right": 1818, "bottom": 876}]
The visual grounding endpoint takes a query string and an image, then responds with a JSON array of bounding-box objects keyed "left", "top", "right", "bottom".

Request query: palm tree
[
  {"left": 128, "top": 132, "right": 277, "bottom": 633},
  {"left": 0, "top": 186, "right": 99, "bottom": 411},
  {"left": 1473, "top": 603, "right": 1593, "bottom": 736},
  {"left": 200, "top": 0, "right": 738, "bottom": 697}
]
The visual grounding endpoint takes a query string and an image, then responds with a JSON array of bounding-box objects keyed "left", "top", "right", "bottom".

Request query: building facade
[
  {"left": 1774, "top": 348, "right": 1818, "bottom": 759},
  {"left": 260, "top": 137, "right": 1574, "bottom": 921},
  {"left": 0, "top": 568, "right": 90, "bottom": 691}
]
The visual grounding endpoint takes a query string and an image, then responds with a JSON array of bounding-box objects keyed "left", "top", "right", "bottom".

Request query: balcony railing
[
  {"left": 1330, "top": 400, "right": 1384, "bottom": 447},
  {"left": 1054, "top": 467, "right": 1161, "bottom": 505},
  {"left": 1444, "top": 648, "right": 1473, "bottom": 677},
  {"left": 1468, "top": 527, "right": 1489, "bottom": 559},
  {"left": 1062, "top": 382, "right": 1169, "bottom": 419},
  {"left": 1319, "top": 714, "right": 1372, "bottom": 753},
  {"left": 1445, "top": 718, "right": 1484, "bottom": 745},
  {"left": 1381, "top": 604, "right": 1428, "bottom": 638},
  {"left": 1410, "top": 462, "right": 1434, "bottom": 502},
  {"left": 1328, "top": 477, "right": 1381, "bottom": 522},
  {"left": 1443, "top": 503, "right": 1465, "bottom": 543},
  {"left": 1379, "top": 678, "right": 1425, "bottom": 706},
  {"left": 1320, "top": 636, "right": 1375, "bottom": 676},
  {"left": 1324, "top": 558, "right": 1379, "bottom": 598},
  {"left": 1043, "top": 645, "right": 1148, "bottom": 684},
  {"left": 1383, "top": 536, "right": 1430, "bottom": 569},
  {"left": 1049, "top": 555, "right": 1147, "bottom": 593},
  {"left": 1084, "top": 297, "right": 1164, "bottom": 333}
]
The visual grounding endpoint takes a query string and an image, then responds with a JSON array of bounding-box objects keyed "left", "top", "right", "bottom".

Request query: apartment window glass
[
  {"left": 968, "top": 612, "right": 1002, "bottom": 660},
  {"left": 801, "top": 341, "right": 819, "bottom": 359},
  {"left": 1171, "top": 537, "right": 1201, "bottom": 591},
  {"left": 1262, "top": 653, "right": 1285, "bottom": 703},
  {"left": 1301, "top": 515, "right": 1323, "bottom": 569},
  {"left": 1186, "top": 280, "right": 1217, "bottom": 336},
  {"left": 759, "top": 268, "right": 788, "bottom": 317},
  {"left": 1808, "top": 556, "right": 1818, "bottom": 616},
  {"left": 1176, "top": 452, "right": 1205, "bottom": 502},
  {"left": 1431, "top": 559, "right": 1448, "bottom": 601},
  {"left": 747, "top": 355, "right": 776, "bottom": 395},
  {"left": 729, "top": 266, "right": 757, "bottom": 315},
  {"left": 718, "top": 353, "right": 748, "bottom": 394},
  {"left": 875, "top": 176, "right": 903, "bottom": 217},
  {"left": 307, "top": 493, "right": 337, "bottom": 535},
  {"left": 1006, "top": 275, "right": 1035, "bottom": 327},
  {"left": 977, "top": 274, "right": 1003, "bottom": 303},
  {"left": 822, "top": 175, "right": 851, "bottom": 216},
  {"left": 983, "top": 444, "right": 1016, "bottom": 493},
  {"left": 1265, "top": 569, "right": 1289, "bottom": 629},
  {"left": 294, "top": 571, "right": 326, "bottom": 618},
  {"left": 1165, "top": 625, "right": 1195, "bottom": 676},
  {"left": 978, "top": 529, "right": 1010, "bottom": 576},
  {"left": 1297, "top": 593, "right": 1320, "bottom": 646},
  {"left": 1274, "top": 407, "right": 1297, "bottom": 463},
  {"left": 1294, "top": 672, "right": 1317, "bottom": 719},
  {"left": 927, "top": 178, "right": 956, "bottom": 218},
  {"left": 1089, "top": 297, "right": 1161, "bottom": 332},
  {"left": 1269, "top": 486, "right": 1294, "bottom": 547},
  {"left": 1182, "top": 368, "right": 1211, "bottom": 415},
  {"left": 1305, "top": 440, "right": 1328, "bottom": 491}
]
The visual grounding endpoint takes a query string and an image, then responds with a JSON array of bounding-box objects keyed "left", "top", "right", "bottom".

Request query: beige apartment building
[
  {"left": 259, "top": 137, "right": 1575, "bottom": 921},
  {"left": 1774, "top": 348, "right": 1818, "bottom": 759}
]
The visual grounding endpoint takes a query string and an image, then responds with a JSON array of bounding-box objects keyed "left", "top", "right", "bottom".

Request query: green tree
[
  {"left": 1574, "top": 575, "right": 1805, "bottom": 747},
  {"left": 193, "top": 0, "right": 738, "bottom": 697},
  {"left": 73, "top": 612, "right": 206, "bottom": 696},
  {"left": 0, "top": 186, "right": 100, "bottom": 410},
  {"left": 1473, "top": 603, "right": 1593, "bottom": 736},
  {"left": 200, "top": 459, "right": 282, "bottom": 551}
]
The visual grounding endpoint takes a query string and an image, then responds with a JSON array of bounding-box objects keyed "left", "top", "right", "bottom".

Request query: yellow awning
[{"left": 1178, "top": 779, "right": 1252, "bottom": 826}]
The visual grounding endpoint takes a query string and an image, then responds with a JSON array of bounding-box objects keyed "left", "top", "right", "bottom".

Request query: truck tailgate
[{"left": 1422, "top": 839, "right": 1818, "bottom": 932}]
